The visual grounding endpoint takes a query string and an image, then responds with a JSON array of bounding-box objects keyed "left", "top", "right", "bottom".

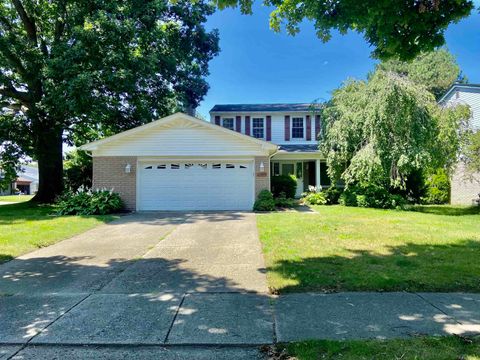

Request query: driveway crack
[{"left": 163, "top": 293, "right": 187, "bottom": 344}]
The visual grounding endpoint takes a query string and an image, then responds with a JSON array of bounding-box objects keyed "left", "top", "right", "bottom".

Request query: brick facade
[
  {"left": 92, "top": 156, "right": 137, "bottom": 211},
  {"left": 451, "top": 163, "right": 480, "bottom": 205},
  {"left": 254, "top": 156, "right": 270, "bottom": 198}
]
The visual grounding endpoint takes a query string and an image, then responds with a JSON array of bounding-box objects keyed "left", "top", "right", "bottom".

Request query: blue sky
[{"left": 197, "top": 4, "right": 480, "bottom": 118}]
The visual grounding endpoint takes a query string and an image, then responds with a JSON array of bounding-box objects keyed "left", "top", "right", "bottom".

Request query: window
[
  {"left": 292, "top": 117, "right": 304, "bottom": 139},
  {"left": 239, "top": 165, "right": 247, "bottom": 169},
  {"left": 226, "top": 164, "right": 235, "bottom": 169},
  {"left": 198, "top": 163, "right": 207, "bottom": 169},
  {"left": 157, "top": 164, "right": 166, "bottom": 169},
  {"left": 281, "top": 163, "right": 294, "bottom": 176},
  {"left": 144, "top": 166, "right": 153, "bottom": 170},
  {"left": 273, "top": 162, "right": 280, "bottom": 176},
  {"left": 170, "top": 164, "right": 180, "bottom": 169},
  {"left": 222, "top": 118, "right": 234, "bottom": 130},
  {"left": 212, "top": 163, "right": 221, "bottom": 169},
  {"left": 252, "top": 118, "right": 264, "bottom": 139},
  {"left": 184, "top": 163, "right": 194, "bottom": 169}
]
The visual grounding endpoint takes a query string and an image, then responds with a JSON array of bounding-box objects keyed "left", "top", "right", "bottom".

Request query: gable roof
[
  {"left": 210, "top": 103, "right": 323, "bottom": 113},
  {"left": 79, "top": 112, "right": 277, "bottom": 153},
  {"left": 438, "top": 83, "right": 480, "bottom": 104}
]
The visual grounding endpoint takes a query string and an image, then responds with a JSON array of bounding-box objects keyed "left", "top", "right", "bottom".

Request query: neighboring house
[
  {"left": 0, "top": 164, "right": 38, "bottom": 195},
  {"left": 439, "top": 83, "right": 480, "bottom": 205},
  {"left": 80, "top": 105, "right": 328, "bottom": 211}
]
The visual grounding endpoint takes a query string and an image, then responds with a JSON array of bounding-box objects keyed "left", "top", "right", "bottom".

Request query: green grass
[
  {"left": 257, "top": 205, "right": 480, "bottom": 293},
  {"left": 281, "top": 336, "right": 480, "bottom": 360},
  {"left": 0, "top": 202, "right": 118, "bottom": 264},
  {"left": 0, "top": 195, "right": 34, "bottom": 202}
]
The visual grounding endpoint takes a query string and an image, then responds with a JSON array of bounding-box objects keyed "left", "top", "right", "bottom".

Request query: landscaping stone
[
  {"left": 31, "top": 293, "right": 182, "bottom": 345},
  {"left": 0, "top": 294, "right": 87, "bottom": 344},
  {"left": 274, "top": 292, "right": 458, "bottom": 342},
  {"left": 167, "top": 293, "right": 273, "bottom": 344}
]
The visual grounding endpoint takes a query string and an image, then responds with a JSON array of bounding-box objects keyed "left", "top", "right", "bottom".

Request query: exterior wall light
[
  {"left": 125, "top": 163, "right": 132, "bottom": 174},
  {"left": 259, "top": 162, "right": 265, "bottom": 172}
]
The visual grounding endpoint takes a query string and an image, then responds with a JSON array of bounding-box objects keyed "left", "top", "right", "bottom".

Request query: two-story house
[
  {"left": 80, "top": 104, "right": 329, "bottom": 211},
  {"left": 439, "top": 83, "right": 480, "bottom": 205},
  {"left": 209, "top": 103, "right": 329, "bottom": 197}
]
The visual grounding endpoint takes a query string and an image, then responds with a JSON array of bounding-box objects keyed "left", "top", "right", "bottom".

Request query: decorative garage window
[
  {"left": 145, "top": 166, "right": 153, "bottom": 169},
  {"left": 239, "top": 165, "right": 247, "bottom": 169},
  {"left": 198, "top": 163, "right": 207, "bottom": 169},
  {"left": 157, "top": 164, "right": 166, "bottom": 169},
  {"left": 185, "top": 163, "right": 194, "bottom": 169},
  {"left": 226, "top": 164, "right": 235, "bottom": 169},
  {"left": 222, "top": 118, "right": 234, "bottom": 130},
  {"left": 252, "top": 118, "right": 264, "bottom": 139},
  {"left": 292, "top": 117, "right": 304, "bottom": 139},
  {"left": 212, "top": 163, "right": 221, "bottom": 169},
  {"left": 170, "top": 164, "right": 180, "bottom": 169}
]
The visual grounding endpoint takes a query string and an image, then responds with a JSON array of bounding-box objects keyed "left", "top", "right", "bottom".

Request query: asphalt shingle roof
[
  {"left": 210, "top": 103, "right": 322, "bottom": 113},
  {"left": 278, "top": 144, "right": 320, "bottom": 153}
]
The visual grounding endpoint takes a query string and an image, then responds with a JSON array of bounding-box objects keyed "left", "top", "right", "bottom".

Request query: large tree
[
  {"left": 321, "top": 70, "right": 470, "bottom": 189},
  {"left": 376, "top": 48, "right": 466, "bottom": 100},
  {"left": 215, "top": 0, "right": 473, "bottom": 60},
  {"left": 0, "top": 0, "right": 219, "bottom": 202}
]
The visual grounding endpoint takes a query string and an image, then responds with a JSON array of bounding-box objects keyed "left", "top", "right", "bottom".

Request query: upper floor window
[
  {"left": 292, "top": 117, "right": 304, "bottom": 139},
  {"left": 252, "top": 118, "right": 264, "bottom": 139},
  {"left": 222, "top": 118, "right": 234, "bottom": 130}
]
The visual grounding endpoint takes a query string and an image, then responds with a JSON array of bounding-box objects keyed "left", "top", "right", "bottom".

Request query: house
[
  {"left": 80, "top": 104, "right": 328, "bottom": 211},
  {"left": 0, "top": 164, "right": 38, "bottom": 195},
  {"left": 439, "top": 83, "right": 480, "bottom": 205}
]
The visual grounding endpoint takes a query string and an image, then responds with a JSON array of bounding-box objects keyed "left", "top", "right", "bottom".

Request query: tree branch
[
  {"left": 11, "top": 0, "right": 37, "bottom": 44},
  {"left": 54, "top": 0, "right": 67, "bottom": 42}
]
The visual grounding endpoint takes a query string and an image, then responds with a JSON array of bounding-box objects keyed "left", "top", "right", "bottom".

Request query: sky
[{"left": 197, "top": 3, "right": 480, "bottom": 118}]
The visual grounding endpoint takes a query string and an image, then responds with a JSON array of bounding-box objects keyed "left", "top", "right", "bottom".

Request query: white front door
[{"left": 137, "top": 161, "right": 254, "bottom": 211}]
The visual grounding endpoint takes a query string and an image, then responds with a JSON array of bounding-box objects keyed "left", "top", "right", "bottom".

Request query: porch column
[{"left": 315, "top": 159, "right": 321, "bottom": 189}]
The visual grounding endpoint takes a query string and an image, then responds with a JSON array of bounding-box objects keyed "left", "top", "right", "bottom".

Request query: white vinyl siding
[{"left": 444, "top": 88, "right": 480, "bottom": 130}]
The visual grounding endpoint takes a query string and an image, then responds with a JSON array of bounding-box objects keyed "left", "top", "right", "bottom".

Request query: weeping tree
[
  {"left": 321, "top": 70, "right": 470, "bottom": 190},
  {"left": 215, "top": 0, "right": 473, "bottom": 60},
  {"left": 0, "top": 0, "right": 219, "bottom": 203}
]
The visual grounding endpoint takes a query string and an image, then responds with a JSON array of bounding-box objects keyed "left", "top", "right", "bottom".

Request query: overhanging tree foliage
[
  {"left": 321, "top": 70, "right": 470, "bottom": 190},
  {"left": 215, "top": 0, "right": 474, "bottom": 60},
  {"left": 0, "top": 0, "right": 219, "bottom": 202}
]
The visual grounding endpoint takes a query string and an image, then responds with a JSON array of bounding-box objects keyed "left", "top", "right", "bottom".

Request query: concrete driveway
[{"left": 0, "top": 212, "right": 270, "bottom": 358}]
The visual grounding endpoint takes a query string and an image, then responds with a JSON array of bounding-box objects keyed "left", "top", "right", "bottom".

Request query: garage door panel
[{"left": 138, "top": 161, "right": 254, "bottom": 211}]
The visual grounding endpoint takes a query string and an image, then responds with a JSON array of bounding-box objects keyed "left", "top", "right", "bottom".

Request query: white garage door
[{"left": 138, "top": 161, "right": 254, "bottom": 211}]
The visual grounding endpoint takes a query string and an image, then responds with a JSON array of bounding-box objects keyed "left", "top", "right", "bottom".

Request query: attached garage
[{"left": 80, "top": 113, "right": 277, "bottom": 211}]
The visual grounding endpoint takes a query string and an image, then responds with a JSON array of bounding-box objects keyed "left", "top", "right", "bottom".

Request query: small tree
[{"left": 64, "top": 150, "right": 92, "bottom": 192}]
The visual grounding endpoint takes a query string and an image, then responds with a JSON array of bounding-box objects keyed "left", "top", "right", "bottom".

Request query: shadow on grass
[
  {"left": 268, "top": 240, "right": 480, "bottom": 293},
  {"left": 404, "top": 205, "right": 480, "bottom": 216}
]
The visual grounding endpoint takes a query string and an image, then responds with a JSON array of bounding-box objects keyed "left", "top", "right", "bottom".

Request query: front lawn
[
  {"left": 257, "top": 205, "right": 480, "bottom": 293},
  {"left": 0, "top": 202, "right": 118, "bottom": 264},
  {"left": 280, "top": 336, "right": 480, "bottom": 360},
  {"left": 0, "top": 195, "right": 34, "bottom": 202}
]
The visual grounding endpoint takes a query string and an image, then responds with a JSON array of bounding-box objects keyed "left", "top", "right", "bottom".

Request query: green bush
[
  {"left": 323, "top": 186, "right": 342, "bottom": 204},
  {"left": 303, "top": 192, "right": 327, "bottom": 205},
  {"left": 340, "top": 185, "right": 407, "bottom": 209},
  {"left": 271, "top": 175, "right": 297, "bottom": 198},
  {"left": 64, "top": 150, "right": 92, "bottom": 191},
  {"left": 274, "top": 192, "right": 297, "bottom": 208},
  {"left": 253, "top": 190, "right": 276, "bottom": 211},
  {"left": 422, "top": 169, "right": 450, "bottom": 204},
  {"left": 56, "top": 188, "right": 124, "bottom": 215}
]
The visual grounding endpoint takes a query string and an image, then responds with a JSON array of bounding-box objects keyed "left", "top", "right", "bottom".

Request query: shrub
[
  {"left": 339, "top": 187, "right": 358, "bottom": 206},
  {"left": 271, "top": 175, "right": 297, "bottom": 198},
  {"left": 56, "top": 187, "right": 123, "bottom": 215},
  {"left": 340, "top": 185, "right": 407, "bottom": 209},
  {"left": 253, "top": 190, "right": 276, "bottom": 211},
  {"left": 303, "top": 192, "right": 327, "bottom": 205},
  {"left": 64, "top": 150, "right": 92, "bottom": 191},
  {"left": 323, "top": 186, "right": 342, "bottom": 205},
  {"left": 274, "top": 192, "right": 297, "bottom": 208},
  {"left": 422, "top": 169, "right": 450, "bottom": 204}
]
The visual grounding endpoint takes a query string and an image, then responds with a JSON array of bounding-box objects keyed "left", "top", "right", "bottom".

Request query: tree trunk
[{"left": 32, "top": 127, "right": 64, "bottom": 203}]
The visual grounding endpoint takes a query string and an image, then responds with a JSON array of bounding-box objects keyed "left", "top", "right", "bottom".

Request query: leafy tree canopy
[
  {"left": 0, "top": 0, "right": 219, "bottom": 202},
  {"left": 464, "top": 131, "right": 480, "bottom": 174},
  {"left": 214, "top": 0, "right": 474, "bottom": 60},
  {"left": 376, "top": 48, "right": 466, "bottom": 100},
  {"left": 321, "top": 70, "right": 470, "bottom": 189}
]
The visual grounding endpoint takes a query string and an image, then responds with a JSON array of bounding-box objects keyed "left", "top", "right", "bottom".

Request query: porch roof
[{"left": 277, "top": 144, "right": 319, "bottom": 153}]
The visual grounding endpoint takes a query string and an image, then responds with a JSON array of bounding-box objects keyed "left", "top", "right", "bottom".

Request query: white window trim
[
  {"left": 291, "top": 116, "right": 305, "bottom": 140},
  {"left": 252, "top": 117, "right": 265, "bottom": 140},
  {"left": 221, "top": 117, "right": 234, "bottom": 130}
]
